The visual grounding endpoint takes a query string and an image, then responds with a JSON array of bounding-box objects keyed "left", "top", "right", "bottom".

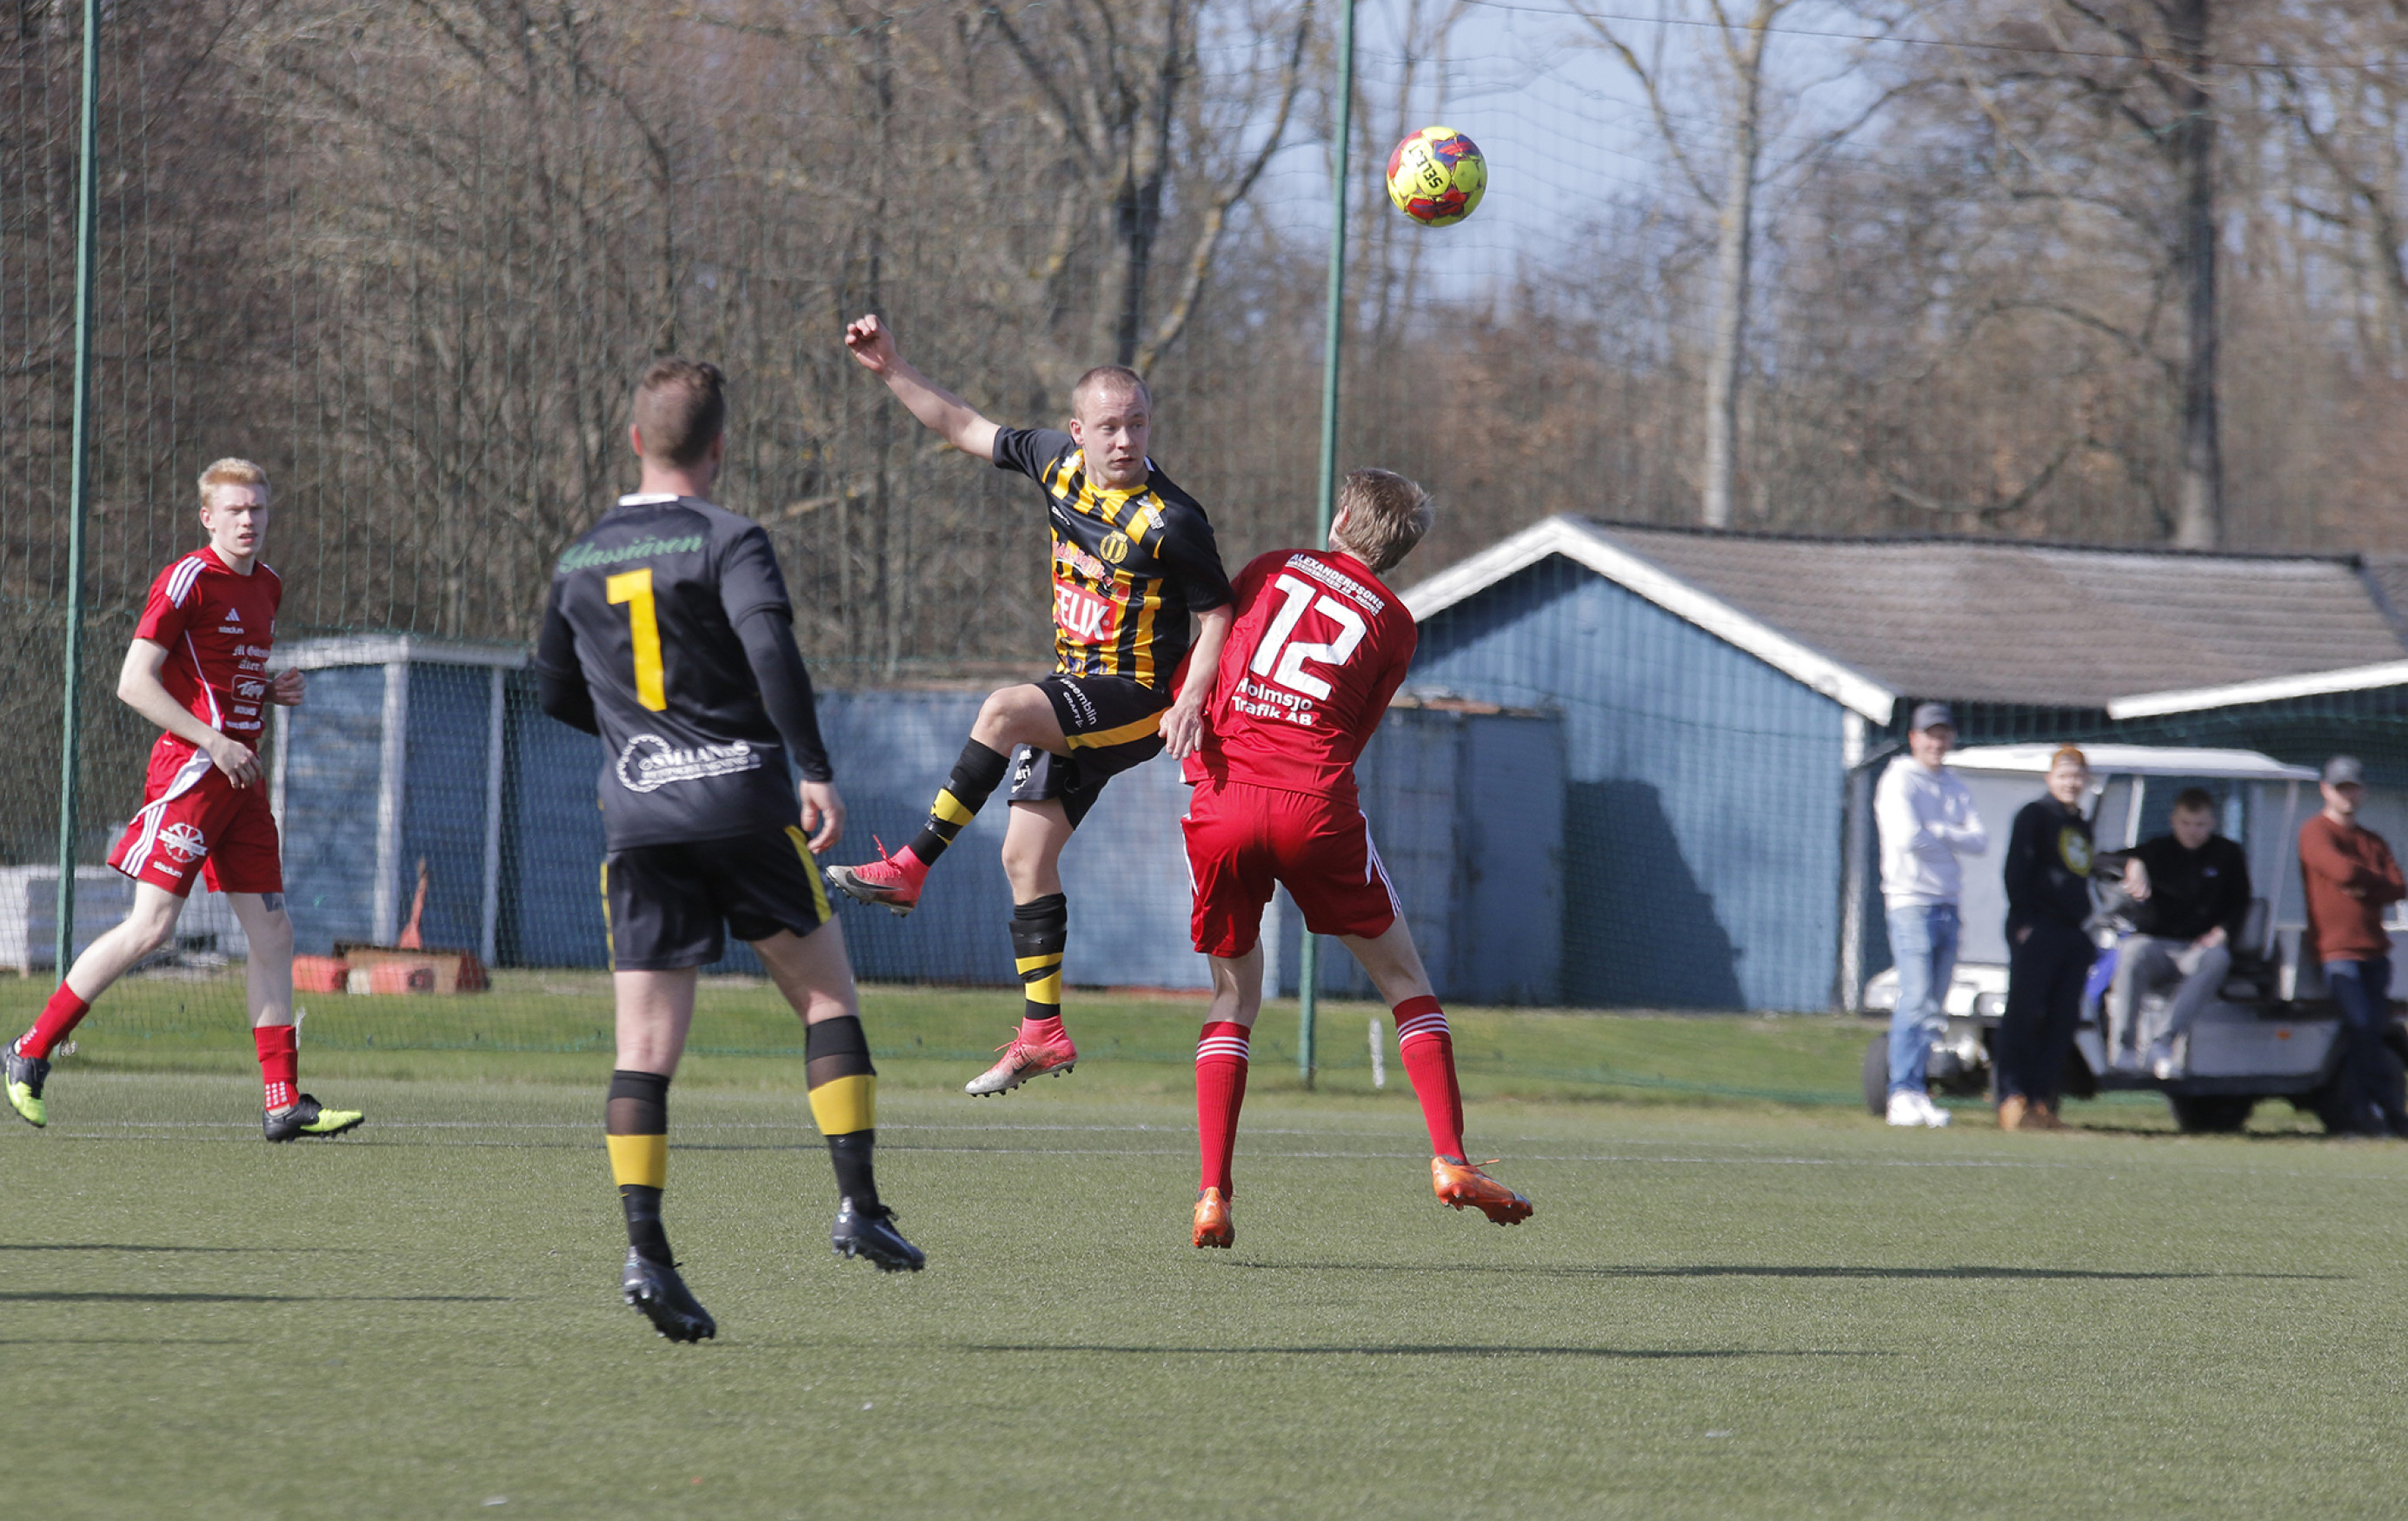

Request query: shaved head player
[{"left": 827, "top": 315, "right": 1235, "bottom": 1099}]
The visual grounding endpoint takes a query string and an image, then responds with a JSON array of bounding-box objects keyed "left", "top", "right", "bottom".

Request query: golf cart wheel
[
  {"left": 2167, "top": 1093, "right": 2255, "bottom": 1134},
  {"left": 1863, "top": 1035, "right": 1888, "bottom": 1117}
]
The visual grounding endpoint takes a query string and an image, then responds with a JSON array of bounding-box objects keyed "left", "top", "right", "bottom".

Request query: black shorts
[
  {"left": 1007, "top": 674, "right": 1171, "bottom": 828},
  {"left": 603, "top": 826, "right": 835, "bottom": 971}
]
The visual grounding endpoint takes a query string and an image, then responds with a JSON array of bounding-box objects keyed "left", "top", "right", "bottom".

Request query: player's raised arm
[
  {"left": 117, "top": 638, "right": 259, "bottom": 787},
  {"left": 843, "top": 315, "right": 1002, "bottom": 462}
]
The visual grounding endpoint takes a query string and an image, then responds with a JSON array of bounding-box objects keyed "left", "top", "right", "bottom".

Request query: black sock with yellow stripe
[
  {"left": 606, "top": 1069, "right": 673, "bottom": 1265},
  {"left": 1011, "top": 893, "right": 1068, "bottom": 1031},
  {"left": 806, "top": 1015, "right": 881, "bottom": 1212},
  {"left": 905, "top": 740, "right": 1009, "bottom": 869}
]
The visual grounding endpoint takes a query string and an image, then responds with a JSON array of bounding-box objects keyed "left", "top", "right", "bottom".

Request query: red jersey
[
  {"left": 1182, "top": 548, "right": 1416, "bottom": 801},
  {"left": 132, "top": 548, "right": 282, "bottom": 750}
]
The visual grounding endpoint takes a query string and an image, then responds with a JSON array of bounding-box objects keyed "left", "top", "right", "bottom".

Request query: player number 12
[
  {"left": 1249, "top": 573, "right": 1367, "bottom": 701},
  {"left": 607, "top": 568, "right": 668, "bottom": 711}
]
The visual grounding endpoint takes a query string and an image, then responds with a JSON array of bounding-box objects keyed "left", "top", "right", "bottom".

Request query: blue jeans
[
  {"left": 2325, "top": 958, "right": 2404, "bottom": 1135},
  {"left": 1886, "top": 903, "right": 1959, "bottom": 1097}
]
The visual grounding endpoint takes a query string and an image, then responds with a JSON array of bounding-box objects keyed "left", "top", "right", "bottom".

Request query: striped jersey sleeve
[{"left": 134, "top": 555, "right": 212, "bottom": 644}]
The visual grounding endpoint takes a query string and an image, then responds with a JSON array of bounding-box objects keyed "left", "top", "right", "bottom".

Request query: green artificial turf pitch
[{"left": 3, "top": 987, "right": 2407, "bottom": 1518}]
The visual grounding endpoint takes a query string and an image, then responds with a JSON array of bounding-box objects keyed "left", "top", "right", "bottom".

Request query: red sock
[
  {"left": 1019, "top": 1013, "right": 1066, "bottom": 1046},
  {"left": 1394, "top": 996, "right": 1465, "bottom": 1159},
  {"left": 19, "top": 984, "right": 92, "bottom": 1060},
  {"left": 1194, "top": 1020, "right": 1250, "bottom": 1196},
  {"left": 256, "top": 1025, "right": 299, "bottom": 1112}
]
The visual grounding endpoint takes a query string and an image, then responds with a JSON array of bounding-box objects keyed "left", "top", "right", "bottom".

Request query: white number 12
[{"left": 1249, "top": 573, "right": 1367, "bottom": 701}]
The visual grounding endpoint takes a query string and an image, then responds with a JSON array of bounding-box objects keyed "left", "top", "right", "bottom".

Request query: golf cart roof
[{"left": 1946, "top": 744, "right": 2319, "bottom": 782}]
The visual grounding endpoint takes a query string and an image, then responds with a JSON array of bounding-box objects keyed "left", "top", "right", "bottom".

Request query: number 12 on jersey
[
  {"left": 607, "top": 568, "right": 668, "bottom": 711},
  {"left": 1249, "top": 573, "right": 1367, "bottom": 701}
]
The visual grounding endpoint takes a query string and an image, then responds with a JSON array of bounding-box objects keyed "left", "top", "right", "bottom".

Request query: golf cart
[{"left": 1859, "top": 744, "right": 2408, "bottom": 1132}]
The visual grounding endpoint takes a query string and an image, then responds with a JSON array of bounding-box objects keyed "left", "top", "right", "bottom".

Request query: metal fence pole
[
  {"left": 1300, "top": 0, "right": 1358, "bottom": 1089},
  {"left": 53, "top": 0, "right": 102, "bottom": 976}
]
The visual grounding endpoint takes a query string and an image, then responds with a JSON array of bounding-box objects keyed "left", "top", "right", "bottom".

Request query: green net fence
[{"left": 10, "top": 2, "right": 2408, "bottom": 1055}]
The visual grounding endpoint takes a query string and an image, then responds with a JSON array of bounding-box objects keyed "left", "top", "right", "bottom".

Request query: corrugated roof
[
  {"left": 1404, "top": 516, "right": 2408, "bottom": 714},
  {"left": 2361, "top": 555, "right": 2408, "bottom": 644}
]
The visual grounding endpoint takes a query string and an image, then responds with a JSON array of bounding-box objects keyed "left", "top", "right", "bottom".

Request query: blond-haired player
[
  {"left": 7, "top": 460, "right": 362, "bottom": 1141},
  {"left": 1180, "top": 470, "right": 1531, "bottom": 1246}
]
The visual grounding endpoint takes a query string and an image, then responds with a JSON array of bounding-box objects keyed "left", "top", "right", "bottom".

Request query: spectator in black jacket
[
  {"left": 2106, "top": 787, "right": 2252, "bottom": 1079},
  {"left": 1998, "top": 746, "right": 2106, "bottom": 1131}
]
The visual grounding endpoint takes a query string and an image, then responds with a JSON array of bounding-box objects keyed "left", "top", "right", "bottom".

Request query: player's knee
[
  {"left": 974, "top": 684, "right": 1048, "bottom": 747},
  {"left": 999, "top": 834, "right": 1059, "bottom": 892},
  {"left": 251, "top": 909, "right": 296, "bottom": 957},
  {"left": 123, "top": 904, "right": 183, "bottom": 957}
]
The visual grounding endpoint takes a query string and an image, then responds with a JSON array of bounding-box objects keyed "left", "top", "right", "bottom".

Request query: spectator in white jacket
[{"left": 1873, "top": 703, "right": 1989, "bottom": 1127}]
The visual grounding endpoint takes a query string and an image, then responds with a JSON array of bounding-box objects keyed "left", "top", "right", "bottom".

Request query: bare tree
[{"left": 1574, "top": 0, "right": 1895, "bottom": 528}]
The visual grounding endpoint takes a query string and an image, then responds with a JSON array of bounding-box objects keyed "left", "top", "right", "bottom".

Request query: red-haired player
[
  {"left": 5, "top": 459, "right": 362, "bottom": 1141},
  {"left": 1179, "top": 469, "right": 1532, "bottom": 1248}
]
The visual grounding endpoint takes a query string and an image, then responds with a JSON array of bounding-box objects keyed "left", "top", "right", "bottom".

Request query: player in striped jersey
[
  {"left": 5, "top": 459, "right": 363, "bottom": 1141},
  {"left": 827, "top": 315, "right": 1234, "bottom": 1098}
]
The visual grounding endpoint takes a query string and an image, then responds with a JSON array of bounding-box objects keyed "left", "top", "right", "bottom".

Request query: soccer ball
[{"left": 1385, "top": 126, "right": 1486, "bottom": 227}]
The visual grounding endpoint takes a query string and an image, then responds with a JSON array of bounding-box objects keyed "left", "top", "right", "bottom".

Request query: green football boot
[
  {"left": 263, "top": 1093, "right": 364, "bottom": 1142},
  {"left": 5, "top": 1039, "right": 49, "bottom": 1128}
]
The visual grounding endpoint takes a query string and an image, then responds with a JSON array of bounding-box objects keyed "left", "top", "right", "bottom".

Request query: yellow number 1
[{"left": 607, "top": 568, "right": 667, "bottom": 711}]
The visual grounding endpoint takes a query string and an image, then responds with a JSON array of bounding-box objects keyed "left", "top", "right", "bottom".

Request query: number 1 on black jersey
[{"left": 608, "top": 568, "right": 669, "bottom": 711}]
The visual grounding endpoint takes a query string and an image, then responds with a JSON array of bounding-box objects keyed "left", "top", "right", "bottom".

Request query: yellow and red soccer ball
[{"left": 1385, "top": 126, "right": 1486, "bottom": 227}]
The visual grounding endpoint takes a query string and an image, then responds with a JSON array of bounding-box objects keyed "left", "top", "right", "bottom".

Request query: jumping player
[
  {"left": 5, "top": 459, "right": 361, "bottom": 1141},
  {"left": 1179, "top": 469, "right": 1533, "bottom": 1248},
  {"left": 828, "top": 315, "right": 1234, "bottom": 1097},
  {"left": 536, "top": 358, "right": 923, "bottom": 1345}
]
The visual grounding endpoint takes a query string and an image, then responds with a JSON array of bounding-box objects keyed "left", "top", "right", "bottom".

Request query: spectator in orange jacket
[{"left": 2298, "top": 755, "right": 2408, "bottom": 1137}]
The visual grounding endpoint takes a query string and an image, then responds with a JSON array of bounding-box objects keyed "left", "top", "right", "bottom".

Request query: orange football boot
[
  {"left": 1432, "top": 1156, "right": 1534, "bottom": 1225},
  {"left": 1193, "top": 1187, "right": 1234, "bottom": 1249},
  {"left": 964, "top": 1026, "right": 1078, "bottom": 1096},
  {"left": 825, "top": 838, "right": 924, "bottom": 917}
]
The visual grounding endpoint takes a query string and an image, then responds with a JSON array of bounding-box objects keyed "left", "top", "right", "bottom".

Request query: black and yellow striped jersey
[{"left": 994, "top": 428, "right": 1234, "bottom": 690}]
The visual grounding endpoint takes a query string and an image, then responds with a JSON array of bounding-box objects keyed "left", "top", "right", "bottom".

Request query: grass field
[{"left": 5, "top": 979, "right": 2405, "bottom": 1518}]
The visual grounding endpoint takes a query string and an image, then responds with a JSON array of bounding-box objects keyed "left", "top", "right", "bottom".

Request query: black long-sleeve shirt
[
  {"left": 533, "top": 493, "right": 833, "bottom": 849},
  {"left": 2005, "top": 794, "right": 2098, "bottom": 936},
  {"left": 2130, "top": 833, "right": 2251, "bottom": 944}
]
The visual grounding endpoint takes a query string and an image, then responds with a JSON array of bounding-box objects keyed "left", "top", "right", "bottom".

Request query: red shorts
[
  {"left": 108, "top": 740, "right": 283, "bottom": 899},
  {"left": 1182, "top": 779, "right": 1400, "bottom": 957}
]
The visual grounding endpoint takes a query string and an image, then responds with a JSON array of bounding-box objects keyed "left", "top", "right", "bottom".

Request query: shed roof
[
  {"left": 1946, "top": 744, "right": 2318, "bottom": 781},
  {"left": 1403, "top": 515, "right": 2408, "bottom": 721}
]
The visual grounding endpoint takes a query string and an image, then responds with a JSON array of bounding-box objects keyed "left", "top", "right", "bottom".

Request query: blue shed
[
  {"left": 265, "top": 640, "right": 1568, "bottom": 1002},
  {"left": 1400, "top": 517, "right": 2408, "bottom": 1012},
  {"left": 272, "top": 636, "right": 523, "bottom": 960}
]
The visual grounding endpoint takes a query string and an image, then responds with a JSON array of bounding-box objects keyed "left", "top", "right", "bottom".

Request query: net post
[
  {"left": 53, "top": 0, "right": 103, "bottom": 976},
  {"left": 1300, "top": 0, "right": 1358, "bottom": 1091}
]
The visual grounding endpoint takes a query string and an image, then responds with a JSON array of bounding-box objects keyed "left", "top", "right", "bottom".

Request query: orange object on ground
[
  {"left": 336, "top": 945, "right": 489, "bottom": 995},
  {"left": 291, "top": 954, "right": 349, "bottom": 993}
]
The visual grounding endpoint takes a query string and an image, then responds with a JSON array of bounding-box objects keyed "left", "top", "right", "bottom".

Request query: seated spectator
[{"left": 2108, "top": 787, "right": 2251, "bottom": 1079}]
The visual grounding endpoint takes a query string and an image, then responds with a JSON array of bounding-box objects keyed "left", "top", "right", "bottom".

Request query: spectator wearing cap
[
  {"left": 2109, "top": 787, "right": 2252, "bottom": 1079},
  {"left": 1997, "top": 745, "right": 2104, "bottom": 1131},
  {"left": 2298, "top": 755, "right": 2408, "bottom": 1137},
  {"left": 1872, "top": 702, "right": 1988, "bottom": 1129}
]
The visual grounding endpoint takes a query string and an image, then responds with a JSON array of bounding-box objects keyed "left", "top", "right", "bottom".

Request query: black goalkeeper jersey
[
  {"left": 535, "top": 493, "right": 805, "bottom": 849},
  {"left": 993, "top": 428, "right": 1233, "bottom": 690}
]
